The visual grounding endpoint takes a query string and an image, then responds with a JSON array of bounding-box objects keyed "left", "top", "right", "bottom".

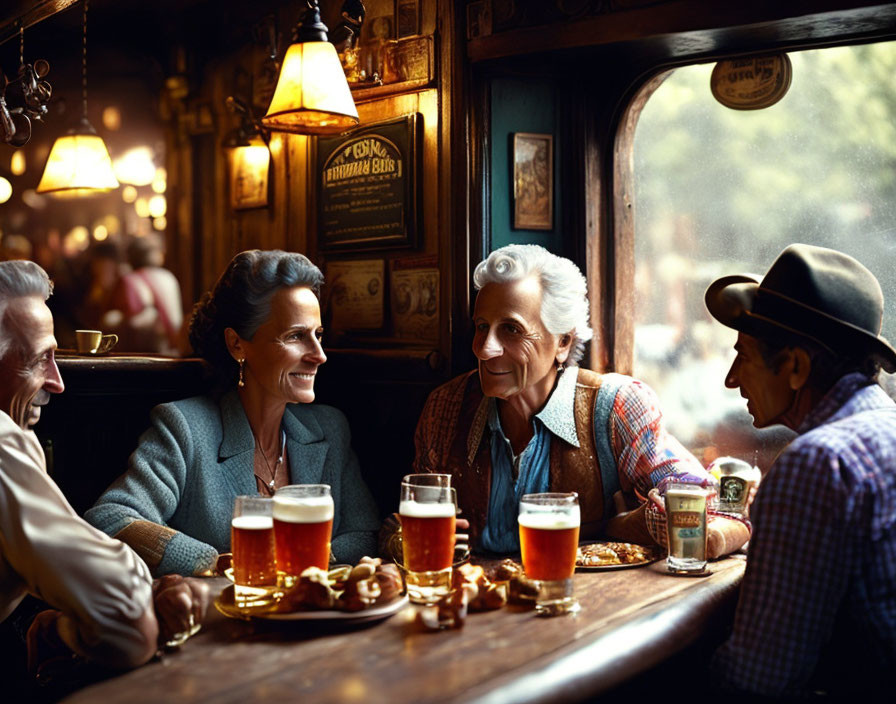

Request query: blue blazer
[{"left": 85, "top": 391, "right": 380, "bottom": 575}]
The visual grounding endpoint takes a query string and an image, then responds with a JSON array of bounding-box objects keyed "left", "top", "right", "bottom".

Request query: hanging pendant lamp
[
  {"left": 261, "top": 0, "right": 359, "bottom": 136},
  {"left": 37, "top": 0, "right": 119, "bottom": 197}
]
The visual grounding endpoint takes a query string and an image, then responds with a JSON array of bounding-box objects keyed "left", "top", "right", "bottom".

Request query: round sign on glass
[{"left": 710, "top": 54, "right": 792, "bottom": 110}]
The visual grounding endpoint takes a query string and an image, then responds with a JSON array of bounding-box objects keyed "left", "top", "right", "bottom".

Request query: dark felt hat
[{"left": 705, "top": 243, "right": 896, "bottom": 373}]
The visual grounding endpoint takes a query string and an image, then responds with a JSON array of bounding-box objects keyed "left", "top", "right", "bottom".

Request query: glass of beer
[
  {"left": 272, "top": 484, "right": 334, "bottom": 582},
  {"left": 399, "top": 474, "right": 456, "bottom": 604},
  {"left": 231, "top": 495, "right": 278, "bottom": 607},
  {"left": 518, "top": 492, "right": 581, "bottom": 616},
  {"left": 664, "top": 481, "right": 709, "bottom": 573}
]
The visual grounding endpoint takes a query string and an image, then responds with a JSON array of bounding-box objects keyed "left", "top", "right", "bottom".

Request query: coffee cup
[{"left": 75, "top": 329, "right": 118, "bottom": 354}]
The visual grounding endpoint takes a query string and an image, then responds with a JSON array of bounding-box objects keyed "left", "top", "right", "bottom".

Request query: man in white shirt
[{"left": 0, "top": 260, "right": 206, "bottom": 686}]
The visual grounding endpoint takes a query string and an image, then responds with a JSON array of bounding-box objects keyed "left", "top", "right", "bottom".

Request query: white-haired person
[{"left": 413, "top": 244, "right": 749, "bottom": 555}]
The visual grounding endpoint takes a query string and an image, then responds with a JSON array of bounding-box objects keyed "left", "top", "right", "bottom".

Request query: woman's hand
[
  {"left": 455, "top": 517, "right": 470, "bottom": 555},
  {"left": 215, "top": 552, "right": 233, "bottom": 575},
  {"left": 152, "top": 575, "right": 209, "bottom": 646}
]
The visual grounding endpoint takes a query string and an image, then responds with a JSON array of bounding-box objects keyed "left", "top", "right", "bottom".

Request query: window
[{"left": 631, "top": 42, "right": 896, "bottom": 470}]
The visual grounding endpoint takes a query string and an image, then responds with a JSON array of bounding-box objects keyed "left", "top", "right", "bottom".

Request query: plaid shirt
[
  {"left": 480, "top": 370, "right": 709, "bottom": 551},
  {"left": 607, "top": 376, "right": 709, "bottom": 495},
  {"left": 416, "top": 368, "right": 713, "bottom": 547},
  {"left": 713, "top": 373, "right": 896, "bottom": 697}
]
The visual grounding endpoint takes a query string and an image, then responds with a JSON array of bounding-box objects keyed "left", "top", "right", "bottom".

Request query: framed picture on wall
[{"left": 512, "top": 132, "right": 553, "bottom": 230}]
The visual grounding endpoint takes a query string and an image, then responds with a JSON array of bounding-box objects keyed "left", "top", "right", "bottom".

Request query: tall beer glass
[
  {"left": 231, "top": 495, "right": 277, "bottom": 607},
  {"left": 273, "top": 484, "right": 334, "bottom": 580},
  {"left": 400, "top": 474, "right": 456, "bottom": 604},
  {"left": 518, "top": 492, "right": 580, "bottom": 616},
  {"left": 664, "top": 482, "right": 708, "bottom": 573}
]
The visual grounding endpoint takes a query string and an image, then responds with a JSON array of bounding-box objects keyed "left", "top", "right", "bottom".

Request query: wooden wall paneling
[
  {"left": 207, "top": 62, "right": 235, "bottom": 292},
  {"left": 165, "top": 117, "right": 193, "bottom": 315},
  {"left": 208, "top": 129, "right": 227, "bottom": 296},
  {"left": 266, "top": 134, "right": 285, "bottom": 252},
  {"left": 439, "top": 0, "right": 464, "bottom": 375},
  {"left": 461, "top": 68, "right": 489, "bottom": 375},
  {"left": 284, "top": 133, "right": 310, "bottom": 255}
]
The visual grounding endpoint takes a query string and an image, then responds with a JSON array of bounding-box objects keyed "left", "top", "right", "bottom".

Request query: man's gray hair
[
  {"left": 0, "top": 260, "right": 53, "bottom": 359},
  {"left": 473, "top": 244, "right": 593, "bottom": 363}
]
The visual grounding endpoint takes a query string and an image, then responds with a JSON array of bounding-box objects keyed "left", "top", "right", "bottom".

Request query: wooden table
[{"left": 63, "top": 556, "right": 745, "bottom": 704}]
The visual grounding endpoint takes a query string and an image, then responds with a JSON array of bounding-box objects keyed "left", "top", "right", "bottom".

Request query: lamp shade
[
  {"left": 37, "top": 119, "right": 120, "bottom": 196},
  {"left": 0, "top": 177, "right": 11, "bottom": 204},
  {"left": 262, "top": 41, "right": 359, "bottom": 135}
]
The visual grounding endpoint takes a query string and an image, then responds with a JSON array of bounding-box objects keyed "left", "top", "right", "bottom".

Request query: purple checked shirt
[{"left": 713, "top": 373, "right": 896, "bottom": 697}]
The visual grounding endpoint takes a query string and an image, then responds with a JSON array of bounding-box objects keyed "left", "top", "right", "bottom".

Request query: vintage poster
[
  {"left": 317, "top": 114, "right": 420, "bottom": 250},
  {"left": 326, "top": 259, "right": 385, "bottom": 332},
  {"left": 391, "top": 257, "right": 438, "bottom": 343}
]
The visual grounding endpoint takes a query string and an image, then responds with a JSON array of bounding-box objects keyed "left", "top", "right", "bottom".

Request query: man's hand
[
  {"left": 706, "top": 517, "right": 751, "bottom": 558},
  {"left": 25, "top": 609, "right": 70, "bottom": 676},
  {"left": 152, "top": 575, "right": 209, "bottom": 646}
]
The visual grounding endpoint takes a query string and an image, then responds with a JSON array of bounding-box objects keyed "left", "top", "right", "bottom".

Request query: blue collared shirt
[{"left": 480, "top": 369, "right": 581, "bottom": 553}]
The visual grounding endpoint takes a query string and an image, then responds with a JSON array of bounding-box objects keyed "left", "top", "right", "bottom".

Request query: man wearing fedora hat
[{"left": 705, "top": 243, "right": 896, "bottom": 698}]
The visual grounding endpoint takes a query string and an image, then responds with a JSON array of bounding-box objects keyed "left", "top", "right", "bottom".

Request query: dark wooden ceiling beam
[
  {"left": 0, "top": 0, "right": 79, "bottom": 48},
  {"left": 468, "top": 0, "right": 896, "bottom": 63}
]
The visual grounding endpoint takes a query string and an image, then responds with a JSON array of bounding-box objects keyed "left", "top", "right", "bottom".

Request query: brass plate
[{"left": 711, "top": 54, "right": 792, "bottom": 110}]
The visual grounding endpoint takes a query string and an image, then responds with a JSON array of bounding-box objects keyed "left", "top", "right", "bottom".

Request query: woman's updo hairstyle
[{"left": 189, "top": 250, "right": 324, "bottom": 385}]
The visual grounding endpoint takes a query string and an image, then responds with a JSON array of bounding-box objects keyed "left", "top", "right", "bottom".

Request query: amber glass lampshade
[
  {"left": 262, "top": 40, "right": 358, "bottom": 135},
  {"left": 261, "top": 1, "right": 358, "bottom": 136},
  {"left": 37, "top": 117, "right": 119, "bottom": 197}
]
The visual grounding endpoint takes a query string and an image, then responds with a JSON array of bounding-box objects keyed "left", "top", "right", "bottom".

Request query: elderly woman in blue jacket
[{"left": 86, "top": 250, "right": 380, "bottom": 576}]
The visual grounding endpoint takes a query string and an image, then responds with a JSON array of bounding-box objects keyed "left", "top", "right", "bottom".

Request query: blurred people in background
[
  {"left": 79, "top": 241, "right": 126, "bottom": 332},
  {"left": 105, "top": 234, "right": 183, "bottom": 355},
  {"left": 0, "top": 233, "right": 33, "bottom": 261}
]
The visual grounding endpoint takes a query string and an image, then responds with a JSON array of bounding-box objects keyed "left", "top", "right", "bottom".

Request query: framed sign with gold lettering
[{"left": 316, "top": 113, "right": 421, "bottom": 251}]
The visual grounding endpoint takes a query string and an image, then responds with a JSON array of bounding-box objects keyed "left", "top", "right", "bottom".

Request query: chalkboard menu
[{"left": 317, "top": 113, "right": 420, "bottom": 250}]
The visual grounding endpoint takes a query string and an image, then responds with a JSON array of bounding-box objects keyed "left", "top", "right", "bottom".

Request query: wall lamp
[{"left": 224, "top": 96, "right": 271, "bottom": 210}]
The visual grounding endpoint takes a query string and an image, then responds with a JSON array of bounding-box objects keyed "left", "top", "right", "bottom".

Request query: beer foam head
[
  {"left": 399, "top": 500, "right": 457, "bottom": 518},
  {"left": 273, "top": 495, "right": 334, "bottom": 523},
  {"left": 231, "top": 515, "right": 274, "bottom": 530},
  {"left": 517, "top": 507, "right": 580, "bottom": 530}
]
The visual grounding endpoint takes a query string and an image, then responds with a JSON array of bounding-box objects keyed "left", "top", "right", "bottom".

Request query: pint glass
[
  {"left": 664, "top": 481, "right": 709, "bottom": 573},
  {"left": 518, "top": 492, "right": 581, "bottom": 616},
  {"left": 273, "top": 484, "right": 334, "bottom": 580},
  {"left": 231, "top": 495, "right": 277, "bottom": 606},
  {"left": 399, "top": 474, "right": 456, "bottom": 604}
]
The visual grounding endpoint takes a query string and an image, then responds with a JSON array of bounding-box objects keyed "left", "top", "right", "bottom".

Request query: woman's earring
[
  {"left": 556, "top": 361, "right": 565, "bottom": 373},
  {"left": 238, "top": 358, "right": 245, "bottom": 387}
]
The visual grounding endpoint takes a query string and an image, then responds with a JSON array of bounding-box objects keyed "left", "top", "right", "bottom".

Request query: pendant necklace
[{"left": 255, "top": 428, "right": 286, "bottom": 494}]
